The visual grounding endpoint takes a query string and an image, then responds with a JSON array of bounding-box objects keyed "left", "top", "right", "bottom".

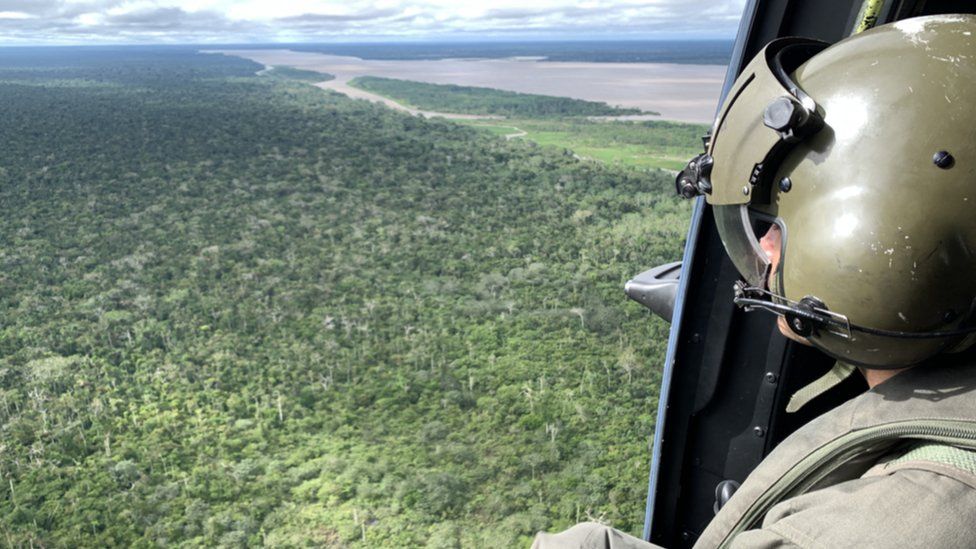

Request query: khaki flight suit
[{"left": 533, "top": 361, "right": 976, "bottom": 548}]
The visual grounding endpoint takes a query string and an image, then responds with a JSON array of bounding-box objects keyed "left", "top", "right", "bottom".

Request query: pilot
[{"left": 533, "top": 14, "right": 976, "bottom": 549}]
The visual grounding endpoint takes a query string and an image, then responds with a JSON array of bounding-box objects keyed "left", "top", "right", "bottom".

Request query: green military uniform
[{"left": 533, "top": 360, "right": 976, "bottom": 548}]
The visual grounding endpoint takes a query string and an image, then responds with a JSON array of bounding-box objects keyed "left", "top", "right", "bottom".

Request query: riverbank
[{"left": 205, "top": 49, "right": 726, "bottom": 124}]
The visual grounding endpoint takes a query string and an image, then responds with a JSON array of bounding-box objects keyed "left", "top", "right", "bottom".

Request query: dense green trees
[
  {"left": 350, "top": 76, "right": 649, "bottom": 117},
  {"left": 266, "top": 66, "right": 335, "bottom": 82},
  {"left": 0, "top": 48, "right": 690, "bottom": 546}
]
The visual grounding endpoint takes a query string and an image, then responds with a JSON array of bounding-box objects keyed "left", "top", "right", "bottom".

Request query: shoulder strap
[
  {"left": 888, "top": 442, "right": 976, "bottom": 475},
  {"left": 865, "top": 442, "right": 976, "bottom": 490},
  {"left": 786, "top": 362, "right": 857, "bottom": 413}
]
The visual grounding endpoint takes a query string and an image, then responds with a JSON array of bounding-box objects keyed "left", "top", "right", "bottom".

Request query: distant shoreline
[
  {"left": 216, "top": 40, "right": 734, "bottom": 66},
  {"left": 208, "top": 49, "right": 726, "bottom": 124}
]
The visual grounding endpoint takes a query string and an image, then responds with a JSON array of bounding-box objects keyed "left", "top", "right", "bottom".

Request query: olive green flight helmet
[{"left": 677, "top": 14, "right": 976, "bottom": 368}]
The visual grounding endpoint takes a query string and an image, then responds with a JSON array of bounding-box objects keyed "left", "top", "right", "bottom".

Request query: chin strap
[
  {"left": 732, "top": 282, "right": 853, "bottom": 339},
  {"left": 732, "top": 282, "right": 976, "bottom": 340},
  {"left": 786, "top": 362, "right": 857, "bottom": 413}
]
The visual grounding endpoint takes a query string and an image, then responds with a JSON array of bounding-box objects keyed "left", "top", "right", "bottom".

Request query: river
[{"left": 208, "top": 49, "right": 727, "bottom": 124}]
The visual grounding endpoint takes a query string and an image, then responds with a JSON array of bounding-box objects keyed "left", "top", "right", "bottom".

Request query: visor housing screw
[
  {"left": 742, "top": 185, "right": 751, "bottom": 196},
  {"left": 778, "top": 177, "right": 792, "bottom": 193},
  {"left": 753, "top": 426, "right": 766, "bottom": 437},
  {"left": 763, "top": 97, "right": 800, "bottom": 132},
  {"left": 933, "top": 150, "right": 954, "bottom": 169},
  {"left": 764, "top": 372, "right": 778, "bottom": 384}
]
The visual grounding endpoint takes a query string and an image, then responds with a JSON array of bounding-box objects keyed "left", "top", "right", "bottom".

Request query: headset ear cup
[
  {"left": 786, "top": 297, "right": 829, "bottom": 338},
  {"left": 786, "top": 314, "right": 813, "bottom": 337}
]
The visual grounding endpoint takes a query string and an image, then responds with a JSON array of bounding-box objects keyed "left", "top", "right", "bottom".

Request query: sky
[{"left": 0, "top": 0, "right": 747, "bottom": 45}]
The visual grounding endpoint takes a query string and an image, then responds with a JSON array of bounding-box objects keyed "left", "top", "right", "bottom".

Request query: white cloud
[
  {"left": 0, "top": 0, "right": 747, "bottom": 44},
  {"left": 0, "top": 10, "right": 34, "bottom": 19},
  {"left": 75, "top": 12, "right": 102, "bottom": 25}
]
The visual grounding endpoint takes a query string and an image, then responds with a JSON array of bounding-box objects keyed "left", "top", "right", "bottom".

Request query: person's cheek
[{"left": 759, "top": 225, "right": 783, "bottom": 275}]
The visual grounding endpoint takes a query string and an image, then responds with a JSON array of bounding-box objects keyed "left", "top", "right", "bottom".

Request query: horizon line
[{"left": 0, "top": 37, "right": 735, "bottom": 48}]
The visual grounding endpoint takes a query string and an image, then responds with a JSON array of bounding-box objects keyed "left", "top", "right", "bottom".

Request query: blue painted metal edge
[
  {"left": 640, "top": 195, "right": 704, "bottom": 540},
  {"left": 641, "top": 0, "right": 761, "bottom": 540}
]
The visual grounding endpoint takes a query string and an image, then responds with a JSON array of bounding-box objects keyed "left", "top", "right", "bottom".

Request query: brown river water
[{"left": 207, "top": 49, "right": 727, "bottom": 124}]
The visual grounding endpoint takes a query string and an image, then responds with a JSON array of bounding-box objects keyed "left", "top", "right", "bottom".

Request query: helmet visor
[
  {"left": 713, "top": 204, "right": 779, "bottom": 288},
  {"left": 703, "top": 38, "right": 821, "bottom": 287}
]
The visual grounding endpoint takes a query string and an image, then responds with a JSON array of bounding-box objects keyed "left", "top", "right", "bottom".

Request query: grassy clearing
[
  {"left": 342, "top": 76, "right": 706, "bottom": 170},
  {"left": 471, "top": 124, "right": 520, "bottom": 137},
  {"left": 461, "top": 118, "right": 708, "bottom": 171}
]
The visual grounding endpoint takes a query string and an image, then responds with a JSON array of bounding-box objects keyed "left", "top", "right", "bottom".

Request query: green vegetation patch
[
  {"left": 462, "top": 118, "right": 708, "bottom": 171},
  {"left": 264, "top": 65, "right": 335, "bottom": 82},
  {"left": 350, "top": 75, "right": 651, "bottom": 117}
]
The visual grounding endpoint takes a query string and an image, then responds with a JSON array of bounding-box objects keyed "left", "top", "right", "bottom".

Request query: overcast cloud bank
[{"left": 0, "top": 0, "right": 746, "bottom": 45}]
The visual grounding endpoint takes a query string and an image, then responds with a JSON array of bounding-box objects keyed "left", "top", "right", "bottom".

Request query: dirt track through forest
[{"left": 313, "top": 75, "right": 501, "bottom": 120}]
